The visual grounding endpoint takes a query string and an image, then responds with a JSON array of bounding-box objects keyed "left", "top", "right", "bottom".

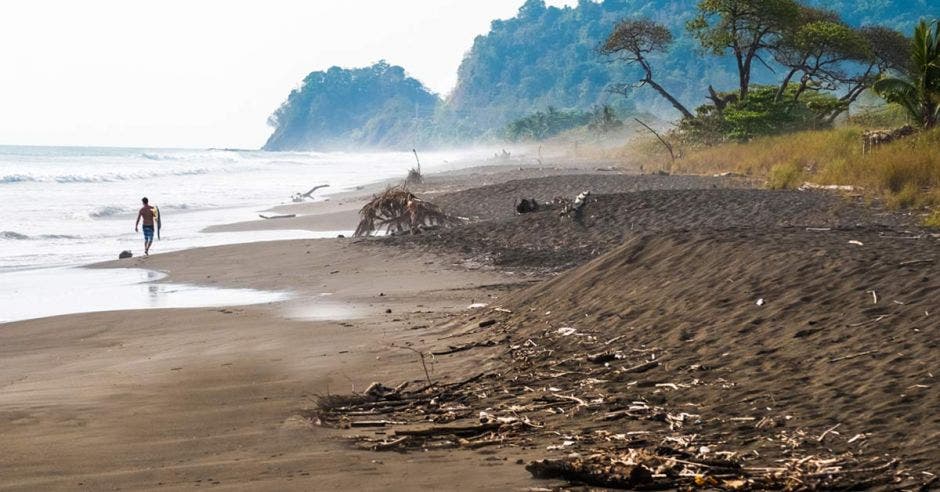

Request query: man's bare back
[{"left": 138, "top": 205, "right": 155, "bottom": 226}]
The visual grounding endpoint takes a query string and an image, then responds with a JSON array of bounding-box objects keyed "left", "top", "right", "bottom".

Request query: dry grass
[{"left": 636, "top": 127, "right": 940, "bottom": 221}]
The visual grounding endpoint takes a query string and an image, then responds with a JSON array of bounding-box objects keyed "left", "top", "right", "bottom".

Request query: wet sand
[{"left": 0, "top": 239, "right": 544, "bottom": 491}]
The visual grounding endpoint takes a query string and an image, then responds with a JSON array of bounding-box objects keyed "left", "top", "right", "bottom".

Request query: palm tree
[{"left": 873, "top": 19, "right": 939, "bottom": 129}]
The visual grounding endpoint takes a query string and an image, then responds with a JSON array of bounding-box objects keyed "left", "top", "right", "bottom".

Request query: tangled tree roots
[{"left": 354, "top": 185, "right": 461, "bottom": 237}]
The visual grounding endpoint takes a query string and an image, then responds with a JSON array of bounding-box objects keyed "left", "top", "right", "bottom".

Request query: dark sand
[{"left": 2, "top": 163, "right": 937, "bottom": 490}]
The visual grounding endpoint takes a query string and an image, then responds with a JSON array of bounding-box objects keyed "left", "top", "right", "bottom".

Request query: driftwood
[
  {"left": 292, "top": 184, "right": 329, "bottom": 202},
  {"left": 354, "top": 185, "right": 460, "bottom": 237},
  {"left": 862, "top": 125, "right": 915, "bottom": 154},
  {"left": 393, "top": 422, "right": 502, "bottom": 437},
  {"left": 527, "top": 458, "right": 654, "bottom": 489},
  {"left": 258, "top": 214, "right": 296, "bottom": 220}
]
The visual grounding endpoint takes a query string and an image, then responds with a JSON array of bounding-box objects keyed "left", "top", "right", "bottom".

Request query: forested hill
[
  {"left": 263, "top": 1, "right": 928, "bottom": 150},
  {"left": 263, "top": 62, "right": 440, "bottom": 151},
  {"left": 445, "top": 0, "right": 929, "bottom": 136}
]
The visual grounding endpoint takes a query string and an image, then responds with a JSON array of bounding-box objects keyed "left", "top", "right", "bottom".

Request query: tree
[
  {"left": 588, "top": 105, "right": 624, "bottom": 134},
  {"left": 873, "top": 19, "right": 940, "bottom": 129},
  {"left": 774, "top": 19, "right": 872, "bottom": 100},
  {"left": 601, "top": 19, "right": 694, "bottom": 120},
  {"left": 688, "top": 0, "right": 801, "bottom": 100}
]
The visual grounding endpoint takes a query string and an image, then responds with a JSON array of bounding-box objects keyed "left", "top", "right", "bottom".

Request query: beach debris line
[
  {"left": 291, "top": 184, "right": 329, "bottom": 203},
  {"left": 354, "top": 185, "right": 461, "bottom": 237},
  {"left": 258, "top": 214, "right": 296, "bottom": 220}
]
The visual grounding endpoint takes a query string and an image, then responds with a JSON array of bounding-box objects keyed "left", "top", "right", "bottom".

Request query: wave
[
  {"left": 1, "top": 231, "right": 30, "bottom": 240},
  {"left": 88, "top": 202, "right": 209, "bottom": 218},
  {"left": 1, "top": 174, "right": 36, "bottom": 184},
  {"left": 0, "top": 231, "right": 80, "bottom": 241},
  {"left": 90, "top": 205, "right": 132, "bottom": 218},
  {"left": 2, "top": 168, "right": 214, "bottom": 185}
]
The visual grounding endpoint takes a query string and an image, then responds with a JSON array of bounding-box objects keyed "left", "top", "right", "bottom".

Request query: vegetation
[
  {"left": 505, "top": 107, "right": 591, "bottom": 141},
  {"left": 873, "top": 20, "right": 940, "bottom": 129},
  {"left": 263, "top": 61, "right": 440, "bottom": 150},
  {"left": 681, "top": 85, "right": 842, "bottom": 142},
  {"left": 604, "top": 0, "right": 914, "bottom": 143},
  {"left": 641, "top": 126, "right": 940, "bottom": 212},
  {"left": 263, "top": 1, "right": 929, "bottom": 149},
  {"left": 445, "top": 0, "right": 923, "bottom": 138}
]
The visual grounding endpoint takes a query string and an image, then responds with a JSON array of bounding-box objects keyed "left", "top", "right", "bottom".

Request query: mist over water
[{"left": 0, "top": 145, "right": 481, "bottom": 272}]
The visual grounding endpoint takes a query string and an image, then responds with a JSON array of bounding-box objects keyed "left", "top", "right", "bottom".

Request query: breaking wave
[
  {"left": 1, "top": 231, "right": 29, "bottom": 240},
  {"left": 1, "top": 174, "right": 36, "bottom": 184},
  {"left": 89, "top": 205, "right": 132, "bottom": 218},
  {"left": 0, "top": 231, "right": 80, "bottom": 241},
  {"left": 2, "top": 168, "right": 214, "bottom": 184}
]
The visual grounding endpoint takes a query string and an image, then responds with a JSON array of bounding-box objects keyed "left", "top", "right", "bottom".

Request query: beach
[{"left": 1, "top": 161, "right": 937, "bottom": 490}]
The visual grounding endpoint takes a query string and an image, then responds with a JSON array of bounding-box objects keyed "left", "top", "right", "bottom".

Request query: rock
[
  {"left": 337, "top": 234, "right": 345, "bottom": 238},
  {"left": 119, "top": 250, "right": 133, "bottom": 259}
]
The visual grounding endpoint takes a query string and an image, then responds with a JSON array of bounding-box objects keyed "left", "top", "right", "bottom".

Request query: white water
[
  {"left": 0, "top": 145, "right": 484, "bottom": 322},
  {"left": 0, "top": 145, "right": 481, "bottom": 271}
]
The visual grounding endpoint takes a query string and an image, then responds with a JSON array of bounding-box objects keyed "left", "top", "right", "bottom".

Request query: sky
[{"left": 0, "top": 0, "right": 577, "bottom": 149}]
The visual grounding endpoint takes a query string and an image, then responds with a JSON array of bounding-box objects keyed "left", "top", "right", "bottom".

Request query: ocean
[
  {"left": 0, "top": 145, "right": 478, "bottom": 271},
  {"left": 0, "top": 145, "right": 480, "bottom": 322}
]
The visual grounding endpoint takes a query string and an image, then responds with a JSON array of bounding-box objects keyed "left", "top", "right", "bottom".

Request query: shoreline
[
  {"left": 4, "top": 159, "right": 935, "bottom": 490},
  {"left": 0, "top": 160, "right": 601, "bottom": 490}
]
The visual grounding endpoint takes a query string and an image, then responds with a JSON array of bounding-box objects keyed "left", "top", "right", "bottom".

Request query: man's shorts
[{"left": 142, "top": 225, "right": 154, "bottom": 241}]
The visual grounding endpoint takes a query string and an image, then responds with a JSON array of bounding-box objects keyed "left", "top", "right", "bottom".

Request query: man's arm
[{"left": 135, "top": 211, "right": 141, "bottom": 231}]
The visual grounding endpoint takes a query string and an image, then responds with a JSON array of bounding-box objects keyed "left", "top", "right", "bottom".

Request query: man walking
[{"left": 134, "top": 197, "right": 156, "bottom": 256}]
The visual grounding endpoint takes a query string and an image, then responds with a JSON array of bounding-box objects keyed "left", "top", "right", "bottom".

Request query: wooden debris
[
  {"left": 829, "top": 350, "right": 879, "bottom": 363},
  {"left": 354, "top": 185, "right": 460, "bottom": 237}
]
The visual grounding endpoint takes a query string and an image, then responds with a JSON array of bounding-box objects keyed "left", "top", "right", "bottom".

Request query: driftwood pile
[
  {"left": 305, "top": 305, "right": 930, "bottom": 489},
  {"left": 862, "top": 125, "right": 916, "bottom": 154},
  {"left": 354, "top": 185, "right": 461, "bottom": 237}
]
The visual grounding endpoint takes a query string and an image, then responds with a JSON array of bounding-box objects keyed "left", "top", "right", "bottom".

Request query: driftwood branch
[{"left": 634, "top": 118, "right": 675, "bottom": 166}]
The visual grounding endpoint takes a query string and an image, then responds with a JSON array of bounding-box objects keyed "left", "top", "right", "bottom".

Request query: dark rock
[{"left": 119, "top": 250, "right": 133, "bottom": 259}]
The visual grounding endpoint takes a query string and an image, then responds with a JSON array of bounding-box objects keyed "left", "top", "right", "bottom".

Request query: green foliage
[
  {"left": 262, "top": 1, "right": 929, "bottom": 149},
  {"left": 263, "top": 61, "right": 440, "bottom": 150},
  {"left": 588, "top": 105, "right": 624, "bottom": 134},
  {"left": 446, "top": 0, "right": 923, "bottom": 136},
  {"left": 681, "top": 85, "right": 840, "bottom": 142},
  {"left": 873, "top": 20, "right": 940, "bottom": 128},
  {"left": 505, "top": 107, "right": 592, "bottom": 141},
  {"left": 688, "top": 0, "right": 802, "bottom": 98}
]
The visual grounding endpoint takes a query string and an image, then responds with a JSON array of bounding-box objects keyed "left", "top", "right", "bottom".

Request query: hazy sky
[{"left": 0, "top": 1, "right": 578, "bottom": 149}]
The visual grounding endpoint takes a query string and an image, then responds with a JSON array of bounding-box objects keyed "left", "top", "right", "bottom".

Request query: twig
[
  {"left": 899, "top": 259, "right": 933, "bottom": 267},
  {"left": 634, "top": 118, "right": 675, "bottom": 166},
  {"left": 817, "top": 423, "right": 841, "bottom": 442},
  {"left": 373, "top": 436, "right": 410, "bottom": 450},
  {"left": 829, "top": 351, "right": 878, "bottom": 363},
  {"left": 622, "top": 360, "right": 659, "bottom": 373}
]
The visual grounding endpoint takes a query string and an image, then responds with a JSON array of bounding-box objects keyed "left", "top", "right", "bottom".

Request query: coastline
[
  {"left": 0, "top": 160, "right": 587, "bottom": 490},
  {"left": 3, "top": 158, "right": 936, "bottom": 490}
]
